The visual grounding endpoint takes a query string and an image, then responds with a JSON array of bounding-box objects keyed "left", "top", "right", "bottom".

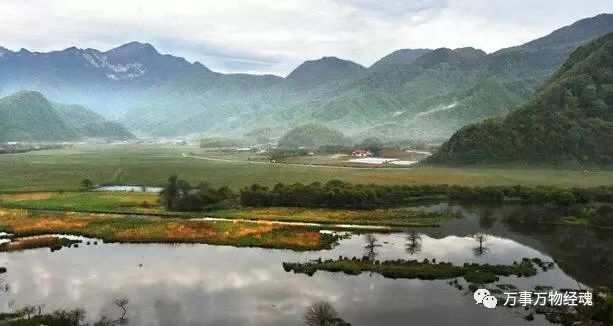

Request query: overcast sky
[{"left": 1, "top": 0, "right": 611, "bottom": 75}]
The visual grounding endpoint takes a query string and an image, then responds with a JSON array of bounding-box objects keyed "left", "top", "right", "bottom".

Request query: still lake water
[{"left": 0, "top": 205, "right": 611, "bottom": 325}]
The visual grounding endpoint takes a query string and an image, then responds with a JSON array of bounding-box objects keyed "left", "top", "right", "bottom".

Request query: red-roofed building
[{"left": 351, "top": 150, "right": 372, "bottom": 157}]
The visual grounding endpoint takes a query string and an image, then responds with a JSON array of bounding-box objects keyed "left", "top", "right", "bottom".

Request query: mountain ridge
[
  {"left": 0, "top": 91, "right": 134, "bottom": 142},
  {"left": 428, "top": 32, "right": 613, "bottom": 166},
  {"left": 1, "top": 14, "right": 612, "bottom": 140}
]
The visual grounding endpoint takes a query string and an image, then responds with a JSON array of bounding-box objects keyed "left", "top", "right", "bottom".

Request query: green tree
[
  {"left": 357, "top": 137, "right": 383, "bottom": 154},
  {"left": 162, "top": 175, "right": 178, "bottom": 210},
  {"left": 80, "top": 178, "right": 93, "bottom": 190}
]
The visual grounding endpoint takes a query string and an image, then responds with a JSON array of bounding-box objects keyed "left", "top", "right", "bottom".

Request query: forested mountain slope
[{"left": 429, "top": 32, "right": 613, "bottom": 166}]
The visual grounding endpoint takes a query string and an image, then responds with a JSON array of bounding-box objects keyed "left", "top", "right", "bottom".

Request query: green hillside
[
  {"left": 277, "top": 124, "right": 352, "bottom": 148},
  {"left": 428, "top": 32, "right": 613, "bottom": 166},
  {"left": 2, "top": 15, "right": 611, "bottom": 141},
  {"left": 0, "top": 91, "right": 77, "bottom": 141},
  {"left": 0, "top": 91, "right": 134, "bottom": 142},
  {"left": 285, "top": 56, "right": 367, "bottom": 90},
  {"left": 54, "top": 103, "right": 134, "bottom": 139}
]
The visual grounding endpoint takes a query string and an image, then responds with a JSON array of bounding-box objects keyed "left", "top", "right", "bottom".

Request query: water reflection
[
  {"left": 405, "top": 231, "right": 422, "bottom": 255},
  {"left": 114, "top": 298, "right": 129, "bottom": 324},
  {"left": 362, "top": 235, "right": 380, "bottom": 263},
  {"left": 472, "top": 233, "right": 489, "bottom": 257},
  {"left": 0, "top": 204, "right": 610, "bottom": 325},
  {"left": 304, "top": 300, "right": 350, "bottom": 326},
  {"left": 478, "top": 208, "right": 495, "bottom": 229}
]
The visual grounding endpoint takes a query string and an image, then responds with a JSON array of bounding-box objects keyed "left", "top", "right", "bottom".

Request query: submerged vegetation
[{"left": 283, "top": 257, "right": 544, "bottom": 284}]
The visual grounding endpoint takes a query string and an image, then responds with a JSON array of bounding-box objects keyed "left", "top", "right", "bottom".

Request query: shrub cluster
[
  {"left": 160, "top": 176, "right": 236, "bottom": 211},
  {"left": 161, "top": 175, "right": 613, "bottom": 212}
]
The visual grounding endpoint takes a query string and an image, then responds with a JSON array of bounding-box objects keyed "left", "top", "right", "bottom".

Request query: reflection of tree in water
[
  {"left": 114, "top": 298, "right": 129, "bottom": 325},
  {"left": 0, "top": 278, "right": 9, "bottom": 293},
  {"left": 472, "top": 233, "right": 489, "bottom": 257},
  {"left": 405, "top": 231, "right": 422, "bottom": 255},
  {"left": 363, "top": 234, "right": 381, "bottom": 263},
  {"left": 304, "top": 300, "right": 351, "bottom": 326},
  {"left": 478, "top": 208, "right": 495, "bottom": 229},
  {"left": 505, "top": 219, "right": 613, "bottom": 289}
]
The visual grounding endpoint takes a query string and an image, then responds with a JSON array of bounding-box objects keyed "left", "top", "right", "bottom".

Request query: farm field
[{"left": 0, "top": 144, "right": 612, "bottom": 192}]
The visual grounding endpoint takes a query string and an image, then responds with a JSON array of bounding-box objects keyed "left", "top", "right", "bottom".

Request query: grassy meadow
[
  {"left": 0, "top": 208, "right": 335, "bottom": 251},
  {"left": 0, "top": 192, "right": 453, "bottom": 227},
  {"left": 209, "top": 207, "right": 454, "bottom": 227},
  {"left": 0, "top": 144, "right": 612, "bottom": 192},
  {"left": 0, "top": 191, "right": 160, "bottom": 213}
]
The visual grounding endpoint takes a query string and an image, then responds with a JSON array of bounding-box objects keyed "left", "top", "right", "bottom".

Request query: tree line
[{"left": 160, "top": 175, "right": 613, "bottom": 212}]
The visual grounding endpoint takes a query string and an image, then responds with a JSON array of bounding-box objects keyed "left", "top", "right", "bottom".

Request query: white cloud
[{"left": 0, "top": 0, "right": 611, "bottom": 75}]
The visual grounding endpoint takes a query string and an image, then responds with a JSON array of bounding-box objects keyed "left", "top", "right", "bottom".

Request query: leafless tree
[
  {"left": 363, "top": 234, "right": 381, "bottom": 263},
  {"left": 405, "top": 230, "right": 422, "bottom": 255},
  {"left": 21, "top": 305, "right": 36, "bottom": 319},
  {"left": 114, "top": 298, "right": 129, "bottom": 320},
  {"left": 304, "top": 301, "right": 339, "bottom": 326},
  {"left": 473, "top": 233, "right": 489, "bottom": 257}
]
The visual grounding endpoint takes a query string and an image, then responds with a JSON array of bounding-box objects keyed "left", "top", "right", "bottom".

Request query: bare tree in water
[
  {"left": 114, "top": 298, "right": 129, "bottom": 324},
  {"left": 473, "top": 233, "right": 489, "bottom": 257},
  {"left": 304, "top": 301, "right": 351, "bottom": 326},
  {"left": 363, "top": 234, "right": 381, "bottom": 263},
  {"left": 405, "top": 230, "right": 422, "bottom": 255}
]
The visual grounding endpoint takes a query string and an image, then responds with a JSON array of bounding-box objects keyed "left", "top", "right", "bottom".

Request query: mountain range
[
  {"left": 0, "top": 91, "right": 133, "bottom": 142},
  {"left": 428, "top": 32, "right": 613, "bottom": 166},
  {"left": 1, "top": 14, "right": 612, "bottom": 142}
]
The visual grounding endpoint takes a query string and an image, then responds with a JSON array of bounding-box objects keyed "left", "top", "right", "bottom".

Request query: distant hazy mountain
[
  {"left": 0, "top": 91, "right": 133, "bottom": 142},
  {"left": 0, "top": 41, "right": 196, "bottom": 117},
  {"left": 358, "top": 14, "right": 613, "bottom": 141},
  {"left": 285, "top": 56, "right": 366, "bottom": 90},
  {"left": 0, "top": 14, "right": 612, "bottom": 141},
  {"left": 428, "top": 32, "right": 613, "bottom": 166},
  {"left": 54, "top": 103, "right": 134, "bottom": 140}
]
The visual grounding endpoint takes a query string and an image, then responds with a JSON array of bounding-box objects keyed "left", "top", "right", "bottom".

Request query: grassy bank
[
  {"left": 0, "top": 208, "right": 336, "bottom": 251},
  {"left": 0, "top": 236, "right": 81, "bottom": 252},
  {"left": 0, "top": 145, "right": 612, "bottom": 192},
  {"left": 0, "top": 192, "right": 161, "bottom": 213},
  {"left": 0, "top": 192, "right": 457, "bottom": 227},
  {"left": 283, "top": 257, "right": 546, "bottom": 284},
  {"left": 209, "top": 207, "right": 456, "bottom": 227}
]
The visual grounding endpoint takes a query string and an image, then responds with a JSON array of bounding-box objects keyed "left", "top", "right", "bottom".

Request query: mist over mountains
[
  {"left": 0, "top": 91, "right": 133, "bottom": 142},
  {"left": 429, "top": 32, "right": 613, "bottom": 166},
  {"left": 1, "top": 14, "right": 612, "bottom": 142}
]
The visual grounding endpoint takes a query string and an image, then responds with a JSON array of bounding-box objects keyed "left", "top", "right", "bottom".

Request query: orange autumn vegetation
[
  {"left": 0, "top": 208, "right": 333, "bottom": 250},
  {"left": 267, "top": 231, "right": 322, "bottom": 248},
  {"left": 3, "top": 236, "right": 63, "bottom": 251}
]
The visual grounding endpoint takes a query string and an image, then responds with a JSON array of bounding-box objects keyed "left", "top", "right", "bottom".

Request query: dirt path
[
  {"left": 188, "top": 216, "right": 394, "bottom": 231},
  {"left": 181, "top": 153, "right": 414, "bottom": 170},
  {"left": 9, "top": 207, "right": 397, "bottom": 231}
]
